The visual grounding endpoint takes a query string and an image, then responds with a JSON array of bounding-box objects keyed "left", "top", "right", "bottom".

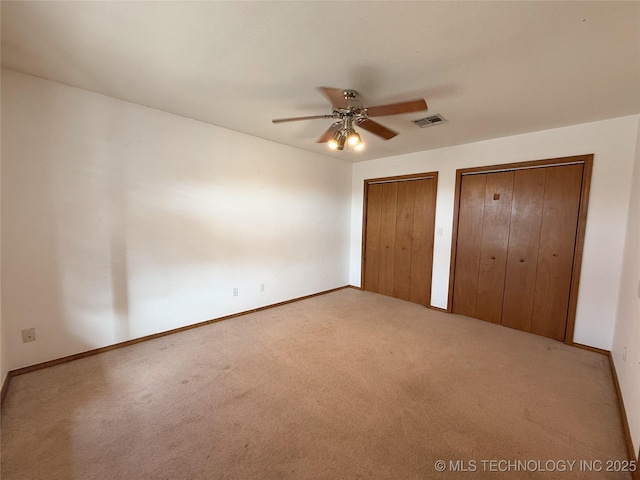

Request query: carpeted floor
[{"left": 0, "top": 288, "right": 632, "bottom": 479}]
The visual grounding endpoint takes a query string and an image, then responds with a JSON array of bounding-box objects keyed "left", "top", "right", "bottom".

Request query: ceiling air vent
[{"left": 413, "top": 114, "right": 447, "bottom": 128}]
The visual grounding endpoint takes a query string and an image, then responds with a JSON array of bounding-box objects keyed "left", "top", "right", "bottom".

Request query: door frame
[
  {"left": 446, "top": 154, "right": 594, "bottom": 345},
  {"left": 361, "top": 172, "right": 439, "bottom": 307}
]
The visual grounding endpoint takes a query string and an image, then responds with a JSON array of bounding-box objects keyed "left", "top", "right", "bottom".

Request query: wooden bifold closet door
[
  {"left": 363, "top": 175, "right": 437, "bottom": 307},
  {"left": 452, "top": 161, "right": 588, "bottom": 341}
]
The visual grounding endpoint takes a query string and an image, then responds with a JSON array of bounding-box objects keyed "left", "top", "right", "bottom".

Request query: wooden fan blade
[
  {"left": 358, "top": 118, "right": 398, "bottom": 140},
  {"left": 365, "top": 99, "right": 427, "bottom": 117},
  {"left": 272, "top": 114, "right": 334, "bottom": 124},
  {"left": 317, "top": 87, "right": 349, "bottom": 109},
  {"left": 316, "top": 123, "right": 342, "bottom": 143}
]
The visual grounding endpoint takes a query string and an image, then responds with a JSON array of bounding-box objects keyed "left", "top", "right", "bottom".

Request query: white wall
[
  {"left": 350, "top": 115, "right": 639, "bottom": 351},
  {"left": 612, "top": 116, "right": 640, "bottom": 455},
  {"left": 1, "top": 69, "right": 352, "bottom": 370}
]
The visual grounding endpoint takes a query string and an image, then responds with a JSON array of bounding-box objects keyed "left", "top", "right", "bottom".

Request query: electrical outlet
[
  {"left": 260, "top": 283, "right": 265, "bottom": 292},
  {"left": 233, "top": 288, "right": 238, "bottom": 297},
  {"left": 437, "top": 227, "right": 444, "bottom": 237},
  {"left": 22, "top": 328, "right": 36, "bottom": 343},
  {"left": 623, "top": 346, "right": 627, "bottom": 362}
]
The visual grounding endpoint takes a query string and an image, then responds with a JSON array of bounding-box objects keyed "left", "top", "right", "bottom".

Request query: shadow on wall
[
  {"left": 5, "top": 67, "right": 348, "bottom": 368},
  {"left": 109, "top": 156, "right": 130, "bottom": 341}
]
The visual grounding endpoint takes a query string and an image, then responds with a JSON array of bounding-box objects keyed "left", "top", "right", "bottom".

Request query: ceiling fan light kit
[
  {"left": 272, "top": 87, "right": 428, "bottom": 153},
  {"left": 327, "top": 116, "right": 364, "bottom": 151}
]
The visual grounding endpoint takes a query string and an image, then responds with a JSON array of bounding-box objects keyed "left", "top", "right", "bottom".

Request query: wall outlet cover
[{"left": 22, "top": 328, "right": 36, "bottom": 343}]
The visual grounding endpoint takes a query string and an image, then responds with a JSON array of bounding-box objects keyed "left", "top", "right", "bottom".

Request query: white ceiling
[{"left": 2, "top": 1, "right": 639, "bottom": 163}]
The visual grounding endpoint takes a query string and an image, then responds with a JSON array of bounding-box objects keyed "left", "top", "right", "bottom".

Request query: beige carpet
[{"left": 1, "top": 288, "right": 632, "bottom": 479}]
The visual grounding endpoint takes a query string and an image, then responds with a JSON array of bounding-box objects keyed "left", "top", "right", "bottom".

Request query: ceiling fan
[{"left": 272, "top": 87, "right": 428, "bottom": 152}]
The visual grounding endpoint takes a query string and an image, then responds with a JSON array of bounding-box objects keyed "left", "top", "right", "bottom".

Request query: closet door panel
[
  {"left": 378, "top": 182, "right": 398, "bottom": 296},
  {"left": 475, "top": 171, "right": 514, "bottom": 324},
  {"left": 393, "top": 181, "right": 416, "bottom": 300},
  {"left": 363, "top": 175, "right": 437, "bottom": 306},
  {"left": 501, "top": 168, "right": 545, "bottom": 331},
  {"left": 531, "top": 164, "right": 583, "bottom": 340},
  {"left": 409, "top": 178, "right": 437, "bottom": 306},
  {"left": 363, "top": 184, "right": 384, "bottom": 293},
  {"left": 452, "top": 174, "right": 487, "bottom": 316}
]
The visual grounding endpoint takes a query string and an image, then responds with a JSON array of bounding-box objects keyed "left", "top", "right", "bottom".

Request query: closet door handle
[
  {"left": 490, "top": 256, "right": 495, "bottom": 260},
  {"left": 519, "top": 258, "right": 525, "bottom": 262}
]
